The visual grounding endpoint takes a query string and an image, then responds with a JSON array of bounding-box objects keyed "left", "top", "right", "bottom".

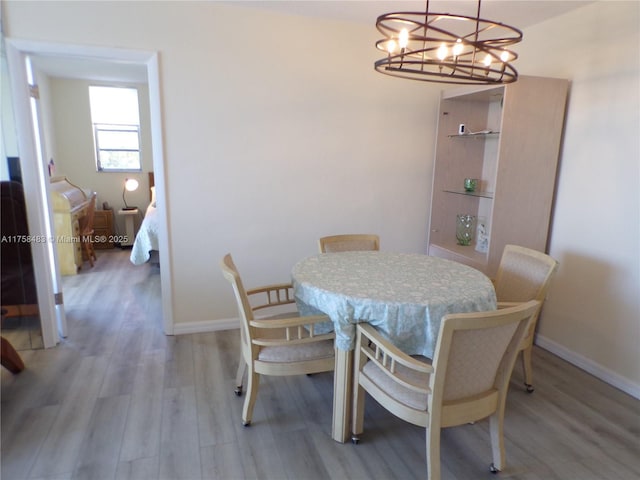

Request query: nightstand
[
  {"left": 118, "top": 208, "right": 139, "bottom": 247},
  {"left": 93, "top": 210, "right": 114, "bottom": 249}
]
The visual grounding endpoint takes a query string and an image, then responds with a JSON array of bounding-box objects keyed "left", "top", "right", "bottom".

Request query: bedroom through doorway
[{"left": 5, "top": 38, "right": 174, "bottom": 349}]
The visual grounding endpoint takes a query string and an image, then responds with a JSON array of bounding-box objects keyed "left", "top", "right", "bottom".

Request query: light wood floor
[{"left": 2, "top": 249, "right": 639, "bottom": 480}]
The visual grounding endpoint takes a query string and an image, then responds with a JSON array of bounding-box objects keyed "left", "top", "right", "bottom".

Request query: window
[{"left": 89, "top": 86, "right": 141, "bottom": 172}]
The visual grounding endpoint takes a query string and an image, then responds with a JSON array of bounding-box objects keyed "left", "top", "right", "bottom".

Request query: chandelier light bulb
[
  {"left": 387, "top": 39, "right": 397, "bottom": 53},
  {"left": 437, "top": 43, "right": 448, "bottom": 61},
  {"left": 500, "top": 50, "right": 510, "bottom": 62},
  {"left": 399, "top": 28, "right": 409, "bottom": 49},
  {"left": 453, "top": 39, "right": 464, "bottom": 57},
  {"left": 483, "top": 54, "right": 492, "bottom": 67}
]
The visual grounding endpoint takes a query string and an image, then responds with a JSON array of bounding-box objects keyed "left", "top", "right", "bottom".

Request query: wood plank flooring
[{"left": 2, "top": 248, "right": 639, "bottom": 479}]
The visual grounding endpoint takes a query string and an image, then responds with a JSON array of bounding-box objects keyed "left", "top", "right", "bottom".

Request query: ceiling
[
  {"left": 28, "top": 1, "right": 593, "bottom": 83},
  {"left": 233, "top": 1, "right": 593, "bottom": 29},
  {"left": 29, "top": 55, "right": 148, "bottom": 84}
]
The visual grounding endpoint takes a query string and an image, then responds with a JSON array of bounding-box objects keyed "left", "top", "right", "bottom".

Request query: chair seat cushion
[
  {"left": 362, "top": 356, "right": 431, "bottom": 411},
  {"left": 258, "top": 339, "right": 335, "bottom": 363}
]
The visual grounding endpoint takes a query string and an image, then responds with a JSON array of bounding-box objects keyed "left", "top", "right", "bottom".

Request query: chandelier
[{"left": 374, "top": 0, "right": 523, "bottom": 84}]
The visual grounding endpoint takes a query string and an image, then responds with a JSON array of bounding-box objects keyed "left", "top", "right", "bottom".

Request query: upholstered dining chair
[
  {"left": 79, "top": 193, "right": 97, "bottom": 268},
  {"left": 351, "top": 300, "right": 540, "bottom": 480},
  {"left": 493, "top": 244, "right": 559, "bottom": 392},
  {"left": 220, "top": 253, "right": 335, "bottom": 426},
  {"left": 318, "top": 234, "right": 380, "bottom": 253}
]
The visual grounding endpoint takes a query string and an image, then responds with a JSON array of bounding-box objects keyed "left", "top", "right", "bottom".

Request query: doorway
[{"left": 5, "top": 38, "right": 174, "bottom": 345}]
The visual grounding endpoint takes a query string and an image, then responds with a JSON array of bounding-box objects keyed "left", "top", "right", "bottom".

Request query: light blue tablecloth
[{"left": 291, "top": 252, "right": 496, "bottom": 357}]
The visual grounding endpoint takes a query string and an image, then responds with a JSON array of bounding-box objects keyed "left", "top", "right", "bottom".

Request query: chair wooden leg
[
  {"left": 82, "top": 241, "right": 95, "bottom": 267},
  {"left": 1, "top": 336, "right": 25, "bottom": 374},
  {"left": 521, "top": 346, "right": 534, "bottom": 392},
  {"left": 351, "top": 383, "right": 366, "bottom": 443},
  {"left": 489, "top": 409, "right": 506, "bottom": 472},
  {"left": 351, "top": 342, "right": 368, "bottom": 443},
  {"left": 426, "top": 424, "right": 442, "bottom": 480},
  {"left": 242, "top": 371, "right": 260, "bottom": 426},
  {"left": 234, "top": 357, "right": 246, "bottom": 396}
]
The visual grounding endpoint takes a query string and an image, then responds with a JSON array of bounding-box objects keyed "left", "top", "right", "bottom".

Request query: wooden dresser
[
  {"left": 93, "top": 209, "right": 114, "bottom": 250},
  {"left": 50, "top": 177, "right": 91, "bottom": 275}
]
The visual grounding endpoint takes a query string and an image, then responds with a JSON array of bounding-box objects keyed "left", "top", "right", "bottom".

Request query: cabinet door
[
  {"left": 93, "top": 210, "right": 114, "bottom": 249},
  {"left": 487, "top": 76, "right": 568, "bottom": 272}
]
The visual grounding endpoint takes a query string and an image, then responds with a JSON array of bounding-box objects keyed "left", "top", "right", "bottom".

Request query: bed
[{"left": 130, "top": 173, "right": 160, "bottom": 266}]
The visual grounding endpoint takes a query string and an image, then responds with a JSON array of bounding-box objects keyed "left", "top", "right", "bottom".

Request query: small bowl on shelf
[{"left": 464, "top": 178, "right": 478, "bottom": 192}]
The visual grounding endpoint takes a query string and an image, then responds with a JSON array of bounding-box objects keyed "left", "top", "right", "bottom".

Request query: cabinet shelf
[
  {"left": 443, "top": 189, "right": 494, "bottom": 199},
  {"left": 428, "top": 243, "right": 488, "bottom": 271},
  {"left": 448, "top": 131, "right": 500, "bottom": 138}
]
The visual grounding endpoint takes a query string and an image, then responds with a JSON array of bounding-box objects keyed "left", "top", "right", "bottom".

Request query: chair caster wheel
[
  {"left": 351, "top": 436, "right": 360, "bottom": 445},
  {"left": 234, "top": 386, "right": 243, "bottom": 396},
  {"left": 525, "top": 383, "right": 534, "bottom": 393},
  {"left": 489, "top": 463, "right": 499, "bottom": 474}
]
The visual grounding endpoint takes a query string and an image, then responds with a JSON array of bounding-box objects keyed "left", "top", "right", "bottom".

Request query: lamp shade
[
  {"left": 124, "top": 178, "right": 139, "bottom": 192},
  {"left": 122, "top": 178, "right": 139, "bottom": 210}
]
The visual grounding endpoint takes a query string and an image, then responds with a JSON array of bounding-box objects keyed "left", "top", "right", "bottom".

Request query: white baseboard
[
  {"left": 172, "top": 317, "right": 239, "bottom": 335},
  {"left": 535, "top": 334, "right": 640, "bottom": 400}
]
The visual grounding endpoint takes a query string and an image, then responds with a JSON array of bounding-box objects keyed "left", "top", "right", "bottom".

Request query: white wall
[
  {"left": 517, "top": 1, "right": 640, "bottom": 395},
  {"left": 4, "top": 1, "right": 639, "bottom": 396}
]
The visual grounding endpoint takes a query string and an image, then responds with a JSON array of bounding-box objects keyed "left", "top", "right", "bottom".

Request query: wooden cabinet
[
  {"left": 93, "top": 210, "right": 114, "bottom": 249},
  {"left": 427, "top": 76, "right": 568, "bottom": 277}
]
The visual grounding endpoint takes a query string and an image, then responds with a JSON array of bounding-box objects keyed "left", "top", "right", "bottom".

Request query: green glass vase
[{"left": 456, "top": 214, "right": 476, "bottom": 246}]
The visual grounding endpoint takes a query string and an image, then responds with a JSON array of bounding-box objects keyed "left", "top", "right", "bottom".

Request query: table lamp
[{"left": 122, "top": 178, "right": 139, "bottom": 210}]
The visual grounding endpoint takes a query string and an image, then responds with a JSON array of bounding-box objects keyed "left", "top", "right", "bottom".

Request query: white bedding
[{"left": 130, "top": 202, "right": 159, "bottom": 265}]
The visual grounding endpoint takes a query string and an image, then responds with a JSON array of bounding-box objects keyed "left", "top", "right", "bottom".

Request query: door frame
[{"left": 5, "top": 38, "right": 174, "bottom": 342}]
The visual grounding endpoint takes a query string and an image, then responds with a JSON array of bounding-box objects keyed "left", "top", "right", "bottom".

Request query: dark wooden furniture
[{"left": 93, "top": 209, "right": 114, "bottom": 249}]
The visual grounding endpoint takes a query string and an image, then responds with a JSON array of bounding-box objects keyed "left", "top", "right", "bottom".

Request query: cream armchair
[
  {"left": 220, "top": 254, "right": 335, "bottom": 426},
  {"left": 493, "top": 244, "right": 559, "bottom": 392},
  {"left": 351, "top": 300, "right": 540, "bottom": 480}
]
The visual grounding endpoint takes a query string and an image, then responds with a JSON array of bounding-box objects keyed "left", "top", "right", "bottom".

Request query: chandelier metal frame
[{"left": 374, "top": 0, "right": 523, "bottom": 84}]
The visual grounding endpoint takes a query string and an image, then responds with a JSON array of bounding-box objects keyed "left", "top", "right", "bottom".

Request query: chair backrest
[
  {"left": 318, "top": 234, "right": 380, "bottom": 253},
  {"left": 80, "top": 193, "right": 97, "bottom": 234},
  {"left": 493, "top": 245, "right": 558, "bottom": 303},
  {"left": 220, "top": 254, "right": 255, "bottom": 346},
  {"left": 429, "top": 300, "right": 540, "bottom": 417}
]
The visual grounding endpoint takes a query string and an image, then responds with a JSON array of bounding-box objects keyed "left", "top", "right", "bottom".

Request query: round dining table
[{"left": 291, "top": 251, "right": 496, "bottom": 442}]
